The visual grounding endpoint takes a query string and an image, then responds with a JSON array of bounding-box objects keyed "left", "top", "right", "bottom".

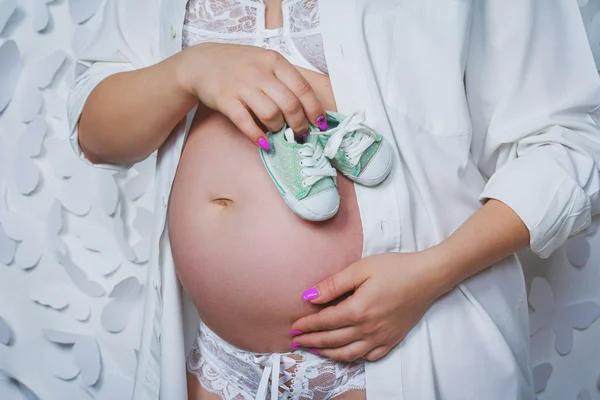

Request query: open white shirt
[{"left": 68, "top": 1, "right": 600, "bottom": 399}]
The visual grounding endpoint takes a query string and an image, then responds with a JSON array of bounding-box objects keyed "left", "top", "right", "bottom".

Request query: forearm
[
  {"left": 429, "top": 199, "right": 530, "bottom": 294},
  {"left": 78, "top": 53, "right": 197, "bottom": 165}
]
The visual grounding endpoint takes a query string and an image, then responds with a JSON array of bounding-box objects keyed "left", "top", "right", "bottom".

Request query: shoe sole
[
  {"left": 260, "top": 149, "right": 339, "bottom": 221},
  {"left": 344, "top": 142, "right": 394, "bottom": 186}
]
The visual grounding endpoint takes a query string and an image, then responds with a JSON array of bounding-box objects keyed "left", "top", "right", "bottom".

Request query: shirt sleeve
[
  {"left": 67, "top": 0, "right": 153, "bottom": 171},
  {"left": 467, "top": 0, "right": 600, "bottom": 258}
]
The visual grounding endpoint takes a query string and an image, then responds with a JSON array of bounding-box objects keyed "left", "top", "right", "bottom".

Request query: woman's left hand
[{"left": 290, "top": 251, "right": 451, "bottom": 362}]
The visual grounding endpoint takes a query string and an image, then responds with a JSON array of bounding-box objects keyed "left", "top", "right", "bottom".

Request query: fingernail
[
  {"left": 257, "top": 137, "right": 270, "bottom": 150},
  {"left": 291, "top": 343, "right": 302, "bottom": 349},
  {"left": 297, "top": 132, "right": 308, "bottom": 144},
  {"left": 302, "top": 287, "right": 319, "bottom": 302},
  {"left": 290, "top": 330, "right": 303, "bottom": 336},
  {"left": 316, "top": 115, "right": 328, "bottom": 131},
  {"left": 309, "top": 348, "right": 320, "bottom": 355}
]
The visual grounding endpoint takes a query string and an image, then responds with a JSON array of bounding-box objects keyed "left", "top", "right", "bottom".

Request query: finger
[
  {"left": 317, "top": 341, "right": 372, "bottom": 363},
  {"left": 293, "top": 327, "right": 360, "bottom": 349},
  {"left": 363, "top": 345, "right": 392, "bottom": 362},
  {"left": 301, "top": 262, "right": 367, "bottom": 304},
  {"left": 261, "top": 79, "right": 310, "bottom": 136},
  {"left": 222, "top": 99, "right": 270, "bottom": 150},
  {"left": 240, "top": 89, "right": 285, "bottom": 133},
  {"left": 291, "top": 301, "right": 357, "bottom": 333},
  {"left": 272, "top": 58, "right": 327, "bottom": 130}
]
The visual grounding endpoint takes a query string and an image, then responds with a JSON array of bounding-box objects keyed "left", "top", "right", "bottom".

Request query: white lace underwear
[
  {"left": 187, "top": 321, "right": 366, "bottom": 400},
  {"left": 182, "top": 0, "right": 328, "bottom": 75}
]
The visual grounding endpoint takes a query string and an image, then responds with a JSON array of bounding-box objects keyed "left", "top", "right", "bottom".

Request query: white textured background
[{"left": 0, "top": 0, "right": 599, "bottom": 399}]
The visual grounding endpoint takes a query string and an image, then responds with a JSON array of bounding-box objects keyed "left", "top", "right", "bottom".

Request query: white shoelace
[
  {"left": 284, "top": 128, "right": 337, "bottom": 188},
  {"left": 254, "top": 353, "right": 297, "bottom": 400},
  {"left": 314, "top": 112, "right": 376, "bottom": 166}
]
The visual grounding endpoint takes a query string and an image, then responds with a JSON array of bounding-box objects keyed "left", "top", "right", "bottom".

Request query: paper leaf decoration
[
  {"left": 89, "top": 373, "right": 134, "bottom": 400},
  {"left": 113, "top": 211, "right": 136, "bottom": 263},
  {"left": 101, "top": 277, "right": 142, "bottom": 333},
  {"left": 0, "top": 40, "right": 23, "bottom": 113},
  {"left": 529, "top": 277, "right": 600, "bottom": 355},
  {"left": 13, "top": 156, "right": 40, "bottom": 195},
  {"left": 0, "top": 0, "right": 17, "bottom": 34},
  {"left": 44, "top": 90, "right": 66, "bottom": 120},
  {"left": 31, "top": 0, "right": 51, "bottom": 32},
  {"left": 15, "top": 237, "right": 42, "bottom": 270},
  {"left": 68, "top": 0, "right": 102, "bottom": 24},
  {"left": 71, "top": 25, "right": 92, "bottom": 56},
  {"left": 14, "top": 50, "right": 67, "bottom": 122},
  {"left": 46, "top": 136, "right": 80, "bottom": 178},
  {"left": 17, "top": 115, "right": 47, "bottom": 157},
  {"left": 76, "top": 225, "right": 122, "bottom": 275},
  {"left": 133, "top": 207, "right": 152, "bottom": 263},
  {"left": 56, "top": 250, "right": 105, "bottom": 298},
  {"left": 123, "top": 159, "right": 154, "bottom": 201},
  {"left": 46, "top": 200, "right": 66, "bottom": 256},
  {"left": 43, "top": 330, "right": 102, "bottom": 386},
  {"left": 532, "top": 362, "right": 553, "bottom": 393},
  {"left": 0, "top": 315, "right": 12, "bottom": 345},
  {"left": 565, "top": 236, "right": 591, "bottom": 268},
  {"left": 577, "top": 389, "right": 592, "bottom": 400},
  {"left": 97, "top": 173, "right": 119, "bottom": 216},
  {"left": 31, "top": 284, "right": 91, "bottom": 321},
  {"left": 0, "top": 370, "right": 40, "bottom": 400},
  {"left": 59, "top": 173, "right": 94, "bottom": 216},
  {"left": 46, "top": 349, "right": 80, "bottom": 381},
  {"left": 0, "top": 223, "right": 16, "bottom": 265}
]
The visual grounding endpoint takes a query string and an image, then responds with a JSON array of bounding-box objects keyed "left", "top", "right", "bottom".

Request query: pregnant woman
[{"left": 68, "top": 0, "right": 600, "bottom": 399}]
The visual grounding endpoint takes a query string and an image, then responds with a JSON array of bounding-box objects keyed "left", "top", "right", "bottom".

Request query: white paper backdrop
[{"left": 0, "top": 1, "right": 599, "bottom": 399}]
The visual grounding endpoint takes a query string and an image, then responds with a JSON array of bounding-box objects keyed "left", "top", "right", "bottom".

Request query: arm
[
  {"left": 468, "top": 0, "right": 600, "bottom": 259},
  {"left": 75, "top": 44, "right": 328, "bottom": 168},
  {"left": 290, "top": 0, "right": 600, "bottom": 362},
  {"left": 78, "top": 56, "right": 196, "bottom": 166},
  {"left": 432, "top": 199, "right": 530, "bottom": 295}
]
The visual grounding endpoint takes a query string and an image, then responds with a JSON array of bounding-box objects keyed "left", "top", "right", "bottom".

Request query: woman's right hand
[{"left": 175, "top": 42, "right": 327, "bottom": 148}]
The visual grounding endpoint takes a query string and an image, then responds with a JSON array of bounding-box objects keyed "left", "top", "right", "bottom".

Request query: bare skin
[{"left": 170, "top": 2, "right": 366, "bottom": 398}]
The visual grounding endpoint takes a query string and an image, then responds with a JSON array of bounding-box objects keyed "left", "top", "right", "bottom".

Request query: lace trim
[
  {"left": 288, "top": 0, "right": 319, "bottom": 33},
  {"left": 187, "top": 322, "right": 365, "bottom": 400},
  {"left": 182, "top": 0, "right": 328, "bottom": 74}
]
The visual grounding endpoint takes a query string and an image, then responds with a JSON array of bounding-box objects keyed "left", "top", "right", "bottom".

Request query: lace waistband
[{"left": 187, "top": 321, "right": 366, "bottom": 400}]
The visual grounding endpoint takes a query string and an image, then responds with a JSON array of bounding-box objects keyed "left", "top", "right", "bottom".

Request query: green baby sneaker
[
  {"left": 314, "top": 111, "right": 393, "bottom": 186},
  {"left": 259, "top": 126, "right": 340, "bottom": 221}
]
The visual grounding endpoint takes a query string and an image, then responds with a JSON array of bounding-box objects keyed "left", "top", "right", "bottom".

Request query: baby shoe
[
  {"left": 314, "top": 111, "right": 393, "bottom": 186},
  {"left": 259, "top": 126, "right": 340, "bottom": 221}
]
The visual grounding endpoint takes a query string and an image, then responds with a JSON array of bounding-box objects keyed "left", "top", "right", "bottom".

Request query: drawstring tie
[{"left": 254, "top": 353, "right": 297, "bottom": 399}]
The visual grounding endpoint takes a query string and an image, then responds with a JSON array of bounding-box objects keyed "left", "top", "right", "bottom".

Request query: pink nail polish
[
  {"left": 257, "top": 137, "right": 270, "bottom": 150},
  {"left": 291, "top": 343, "right": 302, "bottom": 349},
  {"left": 290, "top": 330, "right": 303, "bottom": 336},
  {"left": 316, "top": 115, "right": 328, "bottom": 131},
  {"left": 302, "top": 287, "right": 319, "bottom": 302},
  {"left": 309, "top": 348, "right": 320, "bottom": 355}
]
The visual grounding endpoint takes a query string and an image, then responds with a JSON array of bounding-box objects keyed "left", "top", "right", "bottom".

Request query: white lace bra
[{"left": 182, "top": 0, "right": 328, "bottom": 75}]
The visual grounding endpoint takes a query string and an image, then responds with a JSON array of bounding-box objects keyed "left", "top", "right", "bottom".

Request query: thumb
[{"left": 301, "top": 262, "right": 366, "bottom": 304}]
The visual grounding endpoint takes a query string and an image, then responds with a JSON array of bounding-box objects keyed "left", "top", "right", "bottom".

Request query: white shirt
[{"left": 67, "top": 1, "right": 600, "bottom": 399}]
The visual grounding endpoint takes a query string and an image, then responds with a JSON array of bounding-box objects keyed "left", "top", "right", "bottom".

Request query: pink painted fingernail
[
  {"left": 291, "top": 343, "right": 302, "bottom": 349},
  {"left": 302, "top": 287, "right": 319, "bottom": 302},
  {"left": 290, "top": 330, "right": 303, "bottom": 336},
  {"left": 309, "top": 348, "right": 320, "bottom": 355},
  {"left": 316, "top": 115, "right": 328, "bottom": 130},
  {"left": 257, "top": 137, "right": 270, "bottom": 150}
]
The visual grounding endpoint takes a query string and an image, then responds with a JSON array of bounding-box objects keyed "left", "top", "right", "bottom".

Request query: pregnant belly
[{"left": 168, "top": 107, "right": 363, "bottom": 353}]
